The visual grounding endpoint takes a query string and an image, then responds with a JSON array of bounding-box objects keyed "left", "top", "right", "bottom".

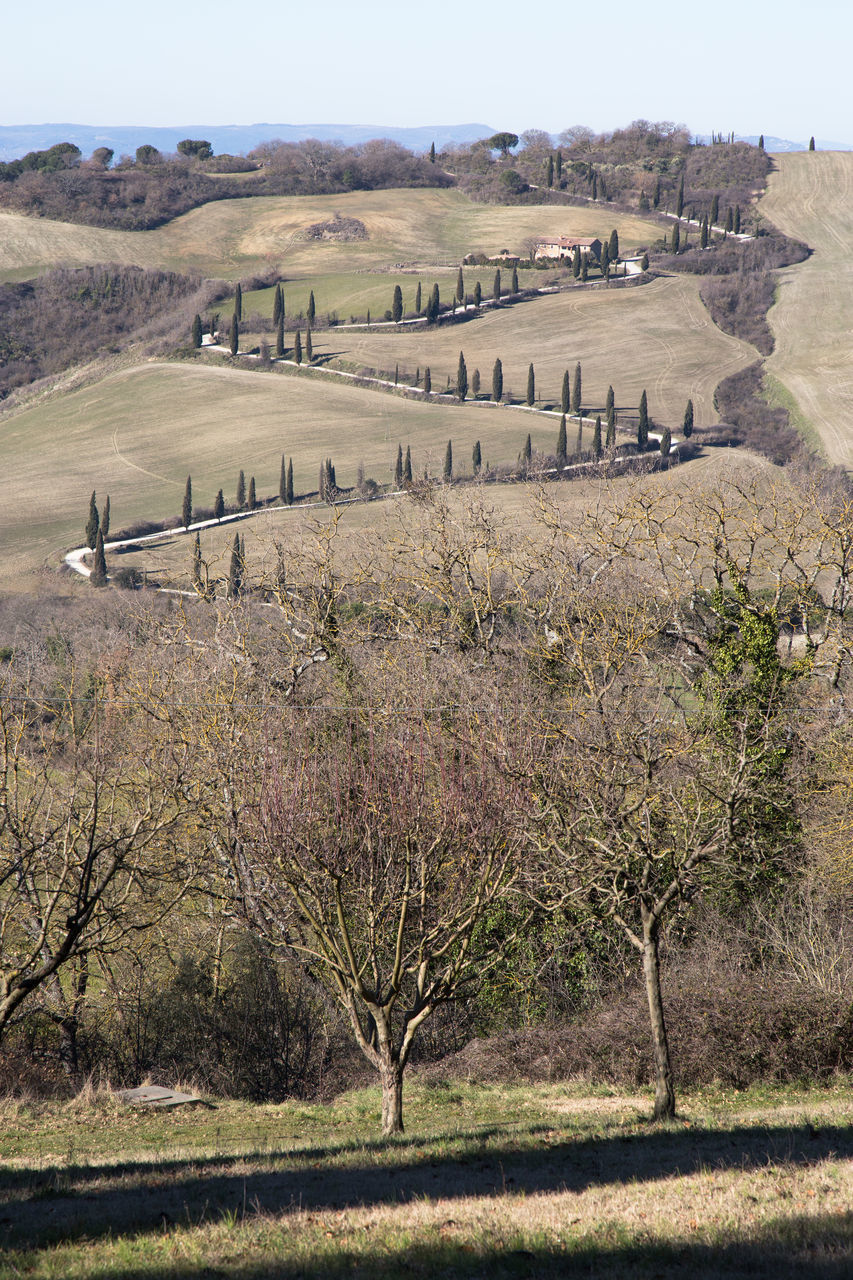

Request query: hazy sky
[{"left": 3, "top": 0, "right": 851, "bottom": 143}]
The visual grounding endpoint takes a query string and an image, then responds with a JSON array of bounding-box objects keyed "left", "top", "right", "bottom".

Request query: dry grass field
[
  {"left": 1, "top": 1079, "right": 852, "bottom": 1278},
  {"left": 762, "top": 151, "right": 853, "bottom": 468},
  {"left": 0, "top": 189, "right": 663, "bottom": 284}
]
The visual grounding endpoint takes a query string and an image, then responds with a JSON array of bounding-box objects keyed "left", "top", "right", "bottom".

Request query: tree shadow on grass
[{"left": 2, "top": 1119, "right": 851, "bottom": 1257}]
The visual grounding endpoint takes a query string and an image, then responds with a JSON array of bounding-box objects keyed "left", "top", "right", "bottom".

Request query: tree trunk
[
  {"left": 641, "top": 907, "right": 676, "bottom": 1120},
  {"left": 380, "top": 1058, "right": 404, "bottom": 1135}
]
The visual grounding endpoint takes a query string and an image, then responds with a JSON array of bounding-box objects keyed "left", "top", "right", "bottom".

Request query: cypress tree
[
  {"left": 734, "top": 206, "right": 741, "bottom": 234},
  {"left": 456, "top": 266, "right": 464, "bottom": 303},
  {"left": 473, "top": 280, "right": 482, "bottom": 308},
  {"left": 415, "top": 367, "right": 420, "bottom": 386},
  {"left": 683, "top": 399, "right": 694, "bottom": 437},
  {"left": 493, "top": 269, "right": 501, "bottom": 303},
  {"left": 523, "top": 433, "right": 532, "bottom": 464},
  {"left": 424, "top": 366, "right": 432, "bottom": 393},
  {"left": 511, "top": 266, "right": 519, "bottom": 294},
  {"left": 809, "top": 136, "right": 815, "bottom": 151},
  {"left": 85, "top": 490, "right": 99, "bottom": 549},
  {"left": 725, "top": 206, "right": 733, "bottom": 233},
  {"left": 676, "top": 176, "right": 684, "bottom": 218},
  {"left": 91, "top": 529, "right": 107, "bottom": 586},
  {"left": 581, "top": 257, "right": 588, "bottom": 282},
  {"left": 392, "top": 284, "right": 403, "bottom": 323},
  {"left": 572, "top": 362, "right": 582, "bottom": 415},
  {"left": 192, "top": 313, "right": 203, "bottom": 347},
  {"left": 472, "top": 368, "right": 481, "bottom": 397},
  {"left": 443, "top": 439, "right": 453, "bottom": 482},
  {"left": 366, "top": 308, "right": 371, "bottom": 325},
  {"left": 214, "top": 489, "right": 225, "bottom": 520},
  {"left": 273, "top": 284, "right": 282, "bottom": 325},
  {"left": 457, "top": 351, "right": 468, "bottom": 401},
  {"left": 286, "top": 458, "right": 294, "bottom": 505},
  {"left": 600, "top": 242, "right": 610, "bottom": 275},
  {"left": 606, "top": 384, "right": 615, "bottom": 426},
  {"left": 710, "top": 193, "right": 719, "bottom": 225},
  {"left": 248, "top": 476, "right": 256, "bottom": 509},
  {"left": 659, "top": 426, "right": 672, "bottom": 458},
  {"left": 230, "top": 314, "right": 239, "bottom": 356},
  {"left": 191, "top": 531, "right": 203, "bottom": 594},
  {"left": 700, "top": 216, "right": 709, "bottom": 249},
  {"left": 279, "top": 455, "right": 287, "bottom": 503},
  {"left": 592, "top": 173, "right": 598, "bottom": 200},
  {"left": 227, "top": 532, "right": 242, "bottom": 599},
  {"left": 758, "top": 134, "right": 765, "bottom": 151},
  {"left": 234, "top": 282, "right": 242, "bottom": 321},
  {"left": 608, "top": 229, "right": 619, "bottom": 261},
  {"left": 395, "top": 444, "right": 403, "bottom": 487},
  {"left": 294, "top": 330, "right": 302, "bottom": 363},
  {"left": 572, "top": 247, "right": 581, "bottom": 278},
  {"left": 415, "top": 281, "right": 422, "bottom": 313},
  {"left": 653, "top": 177, "right": 661, "bottom": 208},
  {"left": 394, "top": 364, "right": 399, "bottom": 386},
  {"left": 492, "top": 357, "right": 503, "bottom": 402},
  {"left": 605, "top": 414, "right": 615, "bottom": 450},
  {"left": 561, "top": 369, "right": 570, "bottom": 415},
  {"left": 546, "top": 154, "right": 554, "bottom": 187},
  {"left": 526, "top": 363, "right": 535, "bottom": 407},
  {"left": 236, "top": 470, "right": 246, "bottom": 509},
  {"left": 556, "top": 149, "right": 563, "bottom": 183},
  {"left": 404, "top": 446, "right": 412, "bottom": 483},
  {"left": 182, "top": 475, "right": 193, "bottom": 527},
  {"left": 637, "top": 390, "right": 649, "bottom": 449},
  {"left": 671, "top": 223, "right": 680, "bottom": 254},
  {"left": 557, "top": 414, "right": 567, "bottom": 461},
  {"left": 276, "top": 312, "right": 284, "bottom": 357},
  {"left": 429, "top": 142, "right": 436, "bottom": 163},
  {"left": 473, "top": 440, "right": 482, "bottom": 474},
  {"left": 307, "top": 290, "right": 316, "bottom": 326},
  {"left": 576, "top": 419, "right": 583, "bottom": 455},
  {"left": 593, "top": 415, "right": 602, "bottom": 457},
  {"left": 306, "top": 327, "right": 313, "bottom": 362}
]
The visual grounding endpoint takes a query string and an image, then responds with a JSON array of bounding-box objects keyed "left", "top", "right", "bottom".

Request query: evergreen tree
[
  {"left": 426, "top": 283, "right": 440, "bottom": 323},
  {"left": 306, "top": 327, "right": 313, "bottom": 362},
  {"left": 101, "top": 495, "right": 110, "bottom": 541},
  {"left": 659, "top": 426, "right": 672, "bottom": 458},
  {"left": 593, "top": 415, "right": 602, "bottom": 457},
  {"left": 472, "top": 440, "right": 482, "bottom": 474},
  {"left": 653, "top": 177, "right": 661, "bottom": 208},
  {"left": 279, "top": 455, "right": 287, "bottom": 503},
  {"left": 394, "top": 364, "right": 399, "bottom": 386},
  {"left": 275, "top": 311, "right": 284, "bottom": 357},
  {"left": 457, "top": 350, "right": 468, "bottom": 401},
  {"left": 85, "top": 490, "right": 99, "bottom": 549},
  {"left": 640, "top": 252, "right": 649, "bottom": 271},
  {"left": 572, "top": 247, "right": 581, "bottom": 278},
  {"left": 191, "top": 531, "right": 203, "bottom": 595},
  {"left": 91, "top": 529, "right": 107, "bottom": 586},
  {"left": 605, "top": 414, "right": 615, "bottom": 450},
  {"left": 492, "top": 358, "right": 503, "bottom": 403},
  {"left": 608, "top": 228, "right": 619, "bottom": 261},
  {"left": 676, "top": 176, "right": 684, "bottom": 218},
  {"left": 561, "top": 369, "right": 570, "bottom": 415},
  {"left": 234, "top": 282, "right": 242, "bottom": 321},
  {"left": 248, "top": 476, "right": 256, "bottom": 509},
  {"left": 286, "top": 458, "right": 294, "bottom": 505},
  {"left": 395, "top": 444, "right": 403, "bottom": 487},
  {"left": 472, "top": 368, "right": 481, "bottom": 397},
  {"left": 526, "top": 363, "right": 535, "bottom": 407},
  {"left": 191, "top": 313, "right": 203, "bottom": 348},
  {"left": 600, "top": 242, "right": 610, "bottom": 275},
  {"left": 473, "top": 280, "right": 482, "bottom": 308},
  {"left": 592, "top": 172, "right": 598, "bottom": 200},
  {"left": 734, "top": 206, "right": 741, "bottom": 234},
  {"left": 415, "top": 281, "right": 422, "bottom": 313},
  {"left": 237, "top": 470, "right": 246, "bottom": 509},
  {"left": 456, "top": 266, "right": 464, "bottom": 303},
  {"left": 294, "top": 330, "right": 302, "bottom": 363},
  {"left": 392, "top": 284, "right": 403, "bottom": 323},
  {"left": 182, "top": 475, "right": 193, "bottom": 527},
  {"left": 809, "top": 136, "right": 816, "bottom": 151},
  {"left": 429, "top": 141, "right": 436, "bottom": 163},
  {"left": 546, "top": 154, "right": 554, "bottom": 187},
  {"left": 366, "top": 308, "right": 371, "bottom": 324},
  {"left": 214, "top": 489, "right": 225, "bottom": 520},
  {"left": 227, "top": 532, "right": 242, "bottom": 599},
  {"left": 671, "top": 223, "right": 680, "bottom": 254},
  {"left": 493, "top": 269, "right": 501, "bottom": 303},
  {"left": 230, "top": 314, "right": 239, "bottom": 356},
  {"left": 557, "top": 414, "right": 567, "bottom": 461},
  {"left": 710, "top": 193, "right": 719, "bottom": 225},
  {"left": 556, "top": 149, "right": 563, "bottom": 182},
  {"left": 307, "top": 290, "right": 316, "bottom": 326},
  {"left": 273, "top": 284, "right": 282, "bottom": 325},
  {"left": 571, "top": 362, "right": 582, "bottom": 415},
  {"left": 725, "top": 206, "right": 733, "bottom": 233},
  {"left": 523, "top": 432, "right": 532, "bottom": 462},
  {"left": 424, "top": 366, "right": 432, "bottom": 393},
  {"left": 758, "top": 134, "right": 765, "bottom": 151},
  {"left": 508, "top": 266, "right": 517, "bottom": 295},
  {"left": 637, "top": 390, "right": 649, "bottom": 450},
  {"left": 404, "top": 446, "right": 412, "bottom": 484},
  {"left": 606, "top": 384, "right": 615, "bottom": 426},
  {"left": 700, "top": 216, "right": 709, "bottom": 249},
  {"left": 683, "top": 398, "right": 694, "bottom": 438},
  {"left": 443, "top": 439, "right": 453, "bottom": 482},
  {"left": 576, "top": 418, "right": 583, "bottom": 455},
  {"left": 581, "top": 257, "right": 588, "bottom": 282}
]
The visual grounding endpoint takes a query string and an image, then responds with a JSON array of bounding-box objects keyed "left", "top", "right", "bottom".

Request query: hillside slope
[{"left": 762, "top": 152, "right": 853, "bottom": 467}]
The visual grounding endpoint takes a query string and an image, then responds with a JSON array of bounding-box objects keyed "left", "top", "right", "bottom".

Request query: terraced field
[{"left": 762, "top": 151, "right": 853, "bottom": 468}]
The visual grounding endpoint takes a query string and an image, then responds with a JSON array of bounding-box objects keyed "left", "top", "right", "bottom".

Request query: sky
[{"left": 3, "top": 0, "right": 853, "bottom": 144}]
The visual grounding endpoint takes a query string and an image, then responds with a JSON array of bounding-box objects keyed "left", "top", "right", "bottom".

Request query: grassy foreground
[{"left": 2, "top": 1079, "right": 852, "bottom": 1278}]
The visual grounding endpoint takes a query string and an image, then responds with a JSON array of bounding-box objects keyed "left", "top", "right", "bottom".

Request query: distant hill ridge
[{"left": 0, "top": 122, "right": 496, "bottom": 162}]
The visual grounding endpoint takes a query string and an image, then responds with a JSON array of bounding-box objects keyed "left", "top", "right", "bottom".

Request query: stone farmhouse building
[{"left": 534, "top": 236, "right": 602, "bottom": 263}]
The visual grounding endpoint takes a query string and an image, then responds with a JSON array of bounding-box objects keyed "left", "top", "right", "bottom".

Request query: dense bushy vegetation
[{"left": 0, "top": 265, "right": 225, "bottom": 401}]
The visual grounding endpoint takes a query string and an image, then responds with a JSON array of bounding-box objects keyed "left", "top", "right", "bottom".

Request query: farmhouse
[{"left": 535, "top": 236, "right": 602, "bottom": 263}]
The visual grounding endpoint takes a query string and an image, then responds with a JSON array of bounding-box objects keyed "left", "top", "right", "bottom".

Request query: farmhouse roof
[{"left": 537, "top": 236, "right": 600, "bottom": 247}]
